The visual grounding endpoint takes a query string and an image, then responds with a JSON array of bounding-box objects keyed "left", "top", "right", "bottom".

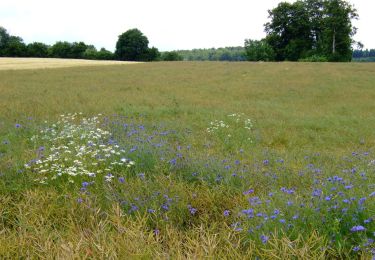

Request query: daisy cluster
[
  {"left": 207, "top": 113, "right": 254, "bottom": 141},
  {"left": 25, "top": 113, "right": 134, "bottom": 183}
]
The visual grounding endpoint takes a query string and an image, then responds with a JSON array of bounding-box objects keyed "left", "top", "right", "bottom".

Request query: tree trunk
[{"left": 332, "top": 29, "right": 336, "bottom": 54}]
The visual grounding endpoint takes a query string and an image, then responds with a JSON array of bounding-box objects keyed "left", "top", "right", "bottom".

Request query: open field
[
  {"left": 0, "top": 61, "right": 375, "bottom": 258},
  {"left": 0, "top": 58, "right": 140, "bottom": 70}
]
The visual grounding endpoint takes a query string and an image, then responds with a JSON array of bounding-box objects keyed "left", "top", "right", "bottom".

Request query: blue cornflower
[
  {"left": 312, "top": 189, "right": 322, "bottom": 197},
  {"left": 118, "top": 177, "right": 125, "bottom": 183},
  {"left": 260, "top": 235, "right": 269, "bottom": 244},
  {"left": 263, "top": 159, "right": 269, "bottom": 165},
  {"left": 279, "top": 219, "right": 286, "bottom": 224},
  {"left": 15, "top": 124, "right": 21, "bottom": 128},
  {"left": 223, "top": 210, "right": 230, "bottom": 217},
  {"left": 243, "top": 189, "right": 254, "bottom": 195},
  {"left": 77, "top": 198, "right": 83, "bottom": 203},
  {"left": 352, "top": 246, "right": 360, "bottom": 252},
  {"left": 350, "top": 225, "right": 366, "bottom": 232},
  {"left": 274, "top": 209, "right": 280, "bottom": 215},
  {"left": 364, "top": 218, "right": 372, "bottom": 224},
  {"left": 359, "top": 197, "right": 366, "bottom": 205},
  {"left": 82, "top": 181, "right": 89, "bottom": 187},
  {"left": 161, "top": 203, "right": 169, "bottom": 211},
  {"left": 242, "top": 209, "right": 254, "bottom": 218},
  {"left": 189, "top": 207, "right": 197, "bottom": 215},
  {"left": 169, "top": 158, "right": 177, "bottom": 165},
  {"left": 345, "top": 185, "right": 353, "bottom": 190},
  {"left": 369, "top": 191, "right": 375, "bottom": 197},
  {"left": 147, "top": 209, "right": 156, "bottom": 213}
]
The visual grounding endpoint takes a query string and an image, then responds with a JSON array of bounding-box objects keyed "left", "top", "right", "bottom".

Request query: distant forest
[
  {"left": 352, "top": 49, "right": 375, "bottom": 62},
  {"left": 174, "top": 47, "right": 246, "bottom": 61}
]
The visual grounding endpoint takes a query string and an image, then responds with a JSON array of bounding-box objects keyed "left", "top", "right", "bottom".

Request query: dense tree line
[
  {"left": 352, "top": 49, "right": 375, "bottom": 62},
  {"left": 173, "top": 47, "right": 246, "bottom": 61},
  {"left": 0, "top": 26, "right": 115, "bottom": 60},
  {"left": 245, "top": 0, "right": 359, "bottom": 62}
]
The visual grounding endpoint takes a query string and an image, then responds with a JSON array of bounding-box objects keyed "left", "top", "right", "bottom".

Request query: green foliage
[
  {"left": 265, "top": 1, "right": 312, "bottom": 61},
  {"left": 49, "top": 41, "right": 73, "bottom": 58},
  {"left": 0, "top": 26, "right": 11, "bottom": 56},
  {"left": 353, "top": 49, "right": 375, "bottom": 60},
  {"left": 144, "top": 47, "right": 161, "bottom": 61},
  {"left": 115, "top": 29, "right": 149, "bottom": 61},
  {"left": 26, "top": 42, "right": 49, "bottom": 57},
  {"left": 160, "top": 51, "right": 183, "bottom": 61},
  {"left": 3, "top": 36, "right": 27, "bottom": 57},
  {"left": 244, "top": 39, "right": 275, "bottom": 61},
  {"left": 174, "top": 47, "right": 246, "bottom": 61},
  {"left": 264, "top": 0, "right": 358, "bottom": 62},
  {"left": 0, "top": 26, "right": 114, "bottom": 60}
]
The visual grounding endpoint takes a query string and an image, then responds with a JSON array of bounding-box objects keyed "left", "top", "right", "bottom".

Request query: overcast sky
[{"left": 0, "top": 0, "right": 373, "bottom": 51}]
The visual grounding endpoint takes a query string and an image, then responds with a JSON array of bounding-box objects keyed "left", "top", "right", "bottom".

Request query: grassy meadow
[{"left": 0, "top": 61, "right": 375, "bottom": 258}]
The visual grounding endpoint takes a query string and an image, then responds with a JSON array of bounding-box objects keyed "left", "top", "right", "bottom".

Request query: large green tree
[
  {"left": 322, "top": 0, "right": 358, "bottom": 61},
  {"left": 115, "top": 29, "right": 149, "bottom": 61},
  {"left": 265, "top": 1, "right": 312, "bottom": 61},
  {"left": 264, "top": 0, "right": 358, "bottom": 62}
]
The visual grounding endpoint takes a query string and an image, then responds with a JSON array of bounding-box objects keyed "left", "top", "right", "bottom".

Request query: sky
[{"left": 0, "top": 0, "right": 373, "bottom": 51}]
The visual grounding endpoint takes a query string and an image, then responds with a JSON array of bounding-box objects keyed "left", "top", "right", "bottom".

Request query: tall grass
[{"left": 0, "top": 61, "right": 375, "bottom": 258}]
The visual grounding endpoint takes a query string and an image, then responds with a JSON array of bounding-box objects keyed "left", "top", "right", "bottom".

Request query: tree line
[
  {"left": 352, "top": 49, "right": 375, "bottom": 62},
  {"left": 0, "top": 0, "right": 367, "bottom": 62},
  {"left": 0, "top": 27, "right": 114, "bottom": 60},
  {"left": 174, "top": 47, "right": 246, "bottom": 61},
  {"left": 0, "top": 27, "right": 181, "bottom": 61}
]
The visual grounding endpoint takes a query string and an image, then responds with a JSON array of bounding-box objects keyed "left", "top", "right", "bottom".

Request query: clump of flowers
[
  {"left": 25, "top": 113, "right": 134, "bottom": 183},
  {"left": 207, "top": 113, "right": 255, "bottom": 143}
]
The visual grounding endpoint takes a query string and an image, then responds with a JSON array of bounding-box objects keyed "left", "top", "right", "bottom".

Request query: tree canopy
[
  {"left": 115, "top": 29, "right": 149, "bottom": 61},
  {"left": 246, "top": 0, "right": 359, "bottom": 62}
]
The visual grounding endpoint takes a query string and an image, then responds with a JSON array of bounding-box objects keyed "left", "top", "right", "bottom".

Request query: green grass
[{"left": 0, "top": 61, "right": 375, "bottom": 258}]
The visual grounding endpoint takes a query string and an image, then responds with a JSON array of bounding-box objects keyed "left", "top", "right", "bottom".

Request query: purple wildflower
[
  {"left": 243, "top": 189, "right": 254, "bottom": 195},
  {"left": 312, "top": 189, "right": 322, "bottom": 197},
  {"left": 352, "top": 246, "right": 360, "bottom": 252},
  {"left": 260, "top": 235, "right": 269, "bottom": 244},
  {"left": 350, "top": 225, "right": 366, "bottom": 232},
  {"left": 223, "top": 210, "right": 230, "bottom": 217}
]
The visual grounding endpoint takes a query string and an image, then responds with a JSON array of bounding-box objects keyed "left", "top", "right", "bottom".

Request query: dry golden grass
[{"left": 0, "top": 58, "right": 141, "bottom": 70}]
